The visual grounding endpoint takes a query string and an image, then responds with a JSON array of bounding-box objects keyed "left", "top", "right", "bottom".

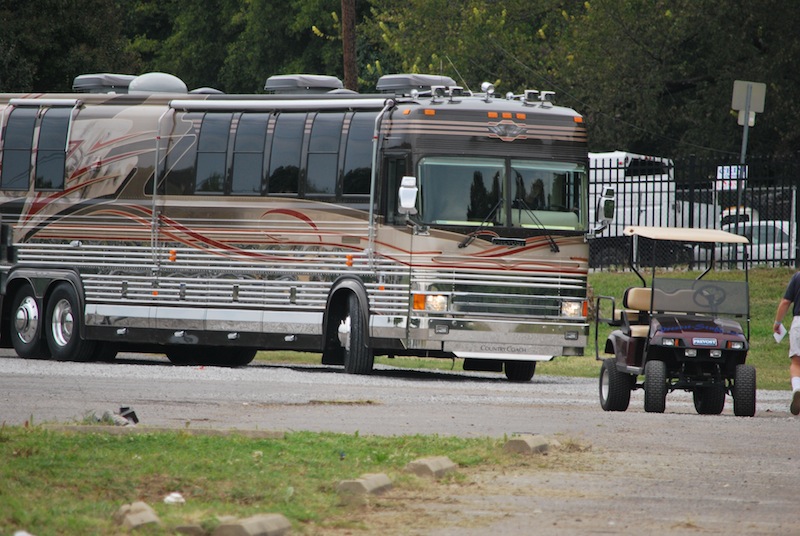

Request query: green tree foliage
[
  {"left": 1, "top": 0, "right": 798, "bottom": 158},
  {"left": 362, "top": 0, "right": 577, "bottom": 94},
  {"left": 0, "top": 0, "right": 138, "bottom": 92},
  {"left": 552, "top": 0, "right": 800, "bottom": 157}
]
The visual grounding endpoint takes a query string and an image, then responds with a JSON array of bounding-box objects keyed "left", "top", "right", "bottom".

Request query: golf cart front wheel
[{"left": 733, "top": 364, "right": 756, "bottom": 417}]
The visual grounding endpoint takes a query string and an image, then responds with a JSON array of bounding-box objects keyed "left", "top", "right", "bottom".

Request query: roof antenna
[{"left": 445, "top": 54, "right": 471, "bottom": 94}]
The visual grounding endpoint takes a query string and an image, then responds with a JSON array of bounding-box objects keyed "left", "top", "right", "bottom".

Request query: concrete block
[
  {"left": 503, "top": 434, "right": 550, "bottom": 455},
  {"left": 404, "top": 456, "right": 457, "bottom": 478},
  {"left": 337, "top": 475, "right": 391, "bottom": 506},
  {"left": 212, "top": 513, "right": 291, "bottom": 536},
  {"left": 113, "top": 501, "right": 161, "bottom": 530},
  {"left": 337, "top": 472, "right": 393, "bottom": 497}
]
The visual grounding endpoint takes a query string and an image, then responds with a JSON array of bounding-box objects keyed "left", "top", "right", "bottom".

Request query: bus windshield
[{"left": 418, "top": 156, "right": 585, "bottom": 230}]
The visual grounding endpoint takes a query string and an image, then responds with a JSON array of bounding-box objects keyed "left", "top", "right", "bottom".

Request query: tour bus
[{"left": 0, "top": 71, "right": 608, "bottom": 381}]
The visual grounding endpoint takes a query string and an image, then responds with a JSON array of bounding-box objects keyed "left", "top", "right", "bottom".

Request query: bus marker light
[
  {"left": 423, "top": 109, "right": 436, "bottom": 116},
  {"left": 345, "top": 254, "right": 353, "bottom": 266}
]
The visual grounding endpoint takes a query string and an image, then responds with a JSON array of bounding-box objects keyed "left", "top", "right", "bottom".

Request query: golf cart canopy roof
[{"left": 623, "top": 226, "right": 749, "bottom": 245}]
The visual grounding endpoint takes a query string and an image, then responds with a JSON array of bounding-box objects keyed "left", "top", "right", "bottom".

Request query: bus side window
[
  {"left": 306, "top": 112, "right": 344, "bottom": 197},
  {"left": 1, "top": 107, "right": 37, "bottom": 190},
  {"left": 34, "top": 107, "right": 70, "bottom": 190},
  {"left": 163, "top": 113, "right": 200, "bottom": 195},
  {"left": 231, "top": 113, "right": 268, "bottom": 196},
  {"left": 343, "top": 111, "right": 378, "bottom": 196},
  {"left": 195, "top": 112, "right": 232, "bottom": 195},
  {"left": 268, "top": 113, "right": 304, "bottom": 194}
]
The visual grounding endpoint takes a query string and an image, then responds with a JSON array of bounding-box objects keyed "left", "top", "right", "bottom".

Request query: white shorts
[{"left": 790, "top": 317, "right": 800, "bottom": 358}]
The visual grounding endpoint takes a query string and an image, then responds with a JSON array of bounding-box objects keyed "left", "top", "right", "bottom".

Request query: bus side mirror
[
  {"left": 591, "top": 187, "right": 615, "bottom": 235},
  {"left": 398, "top": 176, "right": 418, "bottom": 215}
]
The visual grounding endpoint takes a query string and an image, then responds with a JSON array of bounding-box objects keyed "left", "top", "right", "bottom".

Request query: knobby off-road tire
[
  {"left": 733, "top": 364, "right": 757, "bottom": 417},
  {"left": 505, "top": 361, "right": 536, "bottom": 382},
  {"left": 343, "top": 292, "right": 374, "bottom": 375},
  {"left": 45, "top": 283, "right": 97, "bottom": 361},
  {"left": 10, "top": 285, "right": 49, "bottom": 359},
  {"left": 643, "top": 360, "right": 668, "bottom": 413},
  {"left": 599, "top": 358, "right": 632, "bottom": 411},
  {"left": 693, "top": 383, "right": 726, "bottom": 415}
]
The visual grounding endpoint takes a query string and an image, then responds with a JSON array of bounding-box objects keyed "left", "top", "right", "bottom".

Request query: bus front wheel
[{"left": 343, "top": 292, "right": 374, "bottom": 375}]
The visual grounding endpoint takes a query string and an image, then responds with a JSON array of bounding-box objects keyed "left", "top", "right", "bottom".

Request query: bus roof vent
[
  {"left": 128, "top": 72, "right": 188, "bottom": 94},
  {"left": 264, "top": 74, "right": 344, "bottom": 94},
  {"left": 376, "top": 74, "right": 457, "bottom": 95},
  {"left": 72, "top": 73, "right": 136, "bottom": 94}
]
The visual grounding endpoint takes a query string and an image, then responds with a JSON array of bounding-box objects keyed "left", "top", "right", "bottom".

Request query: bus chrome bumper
[{"left": 404, "top": 317, "right": 588, "bottom": 358}]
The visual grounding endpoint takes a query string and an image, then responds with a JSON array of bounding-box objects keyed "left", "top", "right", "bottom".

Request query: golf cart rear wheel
[
  {"left": 693, "top": 383, "right": 726, "bottom": 415},
  {"left": 643, "top": 360, "right": 668, "bottom": 413},
  {"left": 599, "top": 359, "right": 631, "bottom": 412},
  {"left": 733, "top": 364, "right": 756, "bottom": 417}
]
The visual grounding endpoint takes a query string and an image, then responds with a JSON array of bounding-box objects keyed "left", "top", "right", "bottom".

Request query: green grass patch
[
  {"left": 256, "top": 267, "right": 795, "bottom": 390},
  {"left": 0, "top": 425, "right": 506, "bottom": 535}
]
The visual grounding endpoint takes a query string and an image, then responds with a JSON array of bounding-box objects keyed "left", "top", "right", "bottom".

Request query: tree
[
  {"left": 552, "top": 0, "right": 800, "bottom": 158},
  {"left": 0, "top": 0, "right": 138, "bottom": 92}
]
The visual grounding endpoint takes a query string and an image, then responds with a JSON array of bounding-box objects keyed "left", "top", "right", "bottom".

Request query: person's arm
[{"left": 775, "top": 298, "right": 792, "bottom": 333}]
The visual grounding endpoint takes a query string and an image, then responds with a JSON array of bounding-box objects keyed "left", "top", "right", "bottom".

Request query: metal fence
[{"left": 589, "top": 154, "right": 800, "bottom": 269}]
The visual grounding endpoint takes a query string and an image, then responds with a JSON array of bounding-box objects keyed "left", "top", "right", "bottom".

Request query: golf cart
[{"left": 595, "top": 226, "right": 756, "bottom": 416}]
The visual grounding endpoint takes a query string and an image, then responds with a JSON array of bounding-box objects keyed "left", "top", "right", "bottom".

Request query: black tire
[
  {"left": 166, "top": 346, "right": 200, "bottom": 366},
  {"left": 343, "top": 292, "right": 373, "bottom": 374},
  {"left": 206, "top": 348, "right": 257, "bottom": 367},
  {"left": 643, "top": 360, "right": 668, "bottom": 413},
  {"left": 733, "top": 364, "right": 757, "bottom": 417},
  {"left": 9, "top": 285, "right": 49, "bottom": 359},
  {"left": 599, "top": 358, "right": 632, "bottom": 411},
  {"left": 505, "top": 361, "right": 536, "bottom": 382},
  {"left": 693, "top": 383, "right": 726, "bottom": 415},
  {"left": 91, "top": 342, "right": 118, "bottom": 362},
  {"left": 45, "top": 283, "right": 97, "bottom": 361}
]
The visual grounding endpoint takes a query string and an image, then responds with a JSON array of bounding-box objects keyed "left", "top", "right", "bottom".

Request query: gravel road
[{"left": 2, "top": 351, "right": 799, "bottom": 534}]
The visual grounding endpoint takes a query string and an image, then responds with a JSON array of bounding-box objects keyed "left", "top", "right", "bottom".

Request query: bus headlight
[
  {"left": 413, "top": 293, "right": 448, "bottom": 312},
  {"left": 561, "top": 301, "right": 583, "bottom": 318}
]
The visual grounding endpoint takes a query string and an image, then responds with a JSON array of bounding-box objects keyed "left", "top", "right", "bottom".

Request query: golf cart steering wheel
[{"left": 693, "top": 284, "right": 727, "bottom": 308}]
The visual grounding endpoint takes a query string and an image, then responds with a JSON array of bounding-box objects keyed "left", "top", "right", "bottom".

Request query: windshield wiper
[
  {"left": 458, "top": 198, "right": 503, "bottom": 248},
  {"left": 512, "top": 197, "right": 560, "bottom": 252}
]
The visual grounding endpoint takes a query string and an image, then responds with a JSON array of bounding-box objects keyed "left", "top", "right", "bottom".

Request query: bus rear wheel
[
  {"left": 505, "top": 361, "right": 536, "bottom": 382},
  {"left": 45, "top": 283, "right": 96, "bottom": 361},
  {"left": 10, "top": 285, "right": 49, "bottom": 359}
]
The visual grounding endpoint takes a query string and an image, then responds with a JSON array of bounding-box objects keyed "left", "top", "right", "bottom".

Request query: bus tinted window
[
  {"left": 269, "top": 113, "right": 304, "bottom": 194},
  {"left": 418, "top": 156, "right": 504, "bottom": 225},
  {"left": 306, "top": 113, "right": 343, "bottom": 196},
  {"left": 1, "top": 107, "right": 37, "bottom": 190},
  {"left": 343, "top": 112, "right": 377, "bottom": 195},
  {"left": 195, "top": 113, "right": 231, "bottom": 194},
  {"left": 35, "top": 107, "right": 70, "bottom": 190},
  {"left": 231, "top": 113, "right": 268, "bottom": 195},
  {"left": 164, "top": 113, "right": 201, "bottom": 195}
]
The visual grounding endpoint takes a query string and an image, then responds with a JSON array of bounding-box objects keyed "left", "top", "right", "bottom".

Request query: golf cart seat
[{"left": 621, "top": 287, "right": 652, "bottom": 338}]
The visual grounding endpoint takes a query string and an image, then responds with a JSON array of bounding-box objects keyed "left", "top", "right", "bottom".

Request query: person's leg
[{"left": 790, "top": 355, "right": 800, "bottom": 415}]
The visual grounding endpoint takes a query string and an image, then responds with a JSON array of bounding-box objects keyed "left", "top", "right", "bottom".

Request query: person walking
[{"left": 774, "top": 271, "right": 800, "bottom": 415}]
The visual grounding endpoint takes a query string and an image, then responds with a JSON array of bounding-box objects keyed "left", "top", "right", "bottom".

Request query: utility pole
[{"left": 341, "top": 0, "right": 357, "bottom": 91}]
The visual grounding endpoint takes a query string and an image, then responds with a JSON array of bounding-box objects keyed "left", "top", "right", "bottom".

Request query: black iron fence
[{"left": 589, "top": 154, "right": 800, "bottom": 269}]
